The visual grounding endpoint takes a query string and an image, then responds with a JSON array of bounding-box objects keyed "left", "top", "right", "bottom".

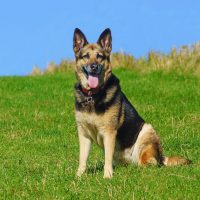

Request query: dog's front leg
[
  {"left": 77, "top": 125, "right": 92, "bottom": 177},
  {"left": 103, "top": 132, "right": 116, "bottom": 179}
]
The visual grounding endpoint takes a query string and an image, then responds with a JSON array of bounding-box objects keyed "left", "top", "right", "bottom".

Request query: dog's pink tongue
[{"left": 88, "top": 75, "right": 99, "bottom": 88}]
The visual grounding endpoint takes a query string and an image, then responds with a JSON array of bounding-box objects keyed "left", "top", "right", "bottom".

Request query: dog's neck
[
  {"left": 75, "top": 74, "right": 120, "bottom": 111},
  {"left": 81, "top": 85, "right": 102, "bottom": 96}
]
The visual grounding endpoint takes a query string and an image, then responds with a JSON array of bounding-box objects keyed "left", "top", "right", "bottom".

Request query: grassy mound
[{"left": 0, "top": 68, "right": 199, "bottom": 199}]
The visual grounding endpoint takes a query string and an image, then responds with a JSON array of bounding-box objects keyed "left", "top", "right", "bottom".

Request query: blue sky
[{"left": 0, "top": 0, "right": 200, "bottom": 76}]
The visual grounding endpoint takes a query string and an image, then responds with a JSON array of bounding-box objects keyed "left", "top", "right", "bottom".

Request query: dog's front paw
[
  {"left": 103, "top": 167, "right": 113, "bottom": 179},
  {"left": 76, "top": 166, "right": 86, "bottom": 177}
]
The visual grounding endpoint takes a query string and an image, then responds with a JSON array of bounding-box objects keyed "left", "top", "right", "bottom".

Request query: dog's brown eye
[
  {"left": 81, "top": 53, "right": 90, "bottom": 59},
  {"left": 96, "top": 53, "right": 105, "bottom": 60}
]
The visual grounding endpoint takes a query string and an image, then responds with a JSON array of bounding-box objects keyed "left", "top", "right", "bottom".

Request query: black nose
[
  {"left": 90, "top": 64, "right": 98, "bottom": 72},
  {"left": 82, "top": 64, "right": 102, "bottom": 75}
]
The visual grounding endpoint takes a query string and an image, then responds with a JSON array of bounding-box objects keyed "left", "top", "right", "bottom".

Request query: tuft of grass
[
  {"left": 31, "top": 42, "right": 200, "bottom": 76},
  {"left": 30, "top": 60, "right": 75, "bottom": 76},
  {"left": 0, "top": 69, "right": 199, "bottom": 199},
  {"left": 30, "top": 66, "right": 43, "bottom": 76}
]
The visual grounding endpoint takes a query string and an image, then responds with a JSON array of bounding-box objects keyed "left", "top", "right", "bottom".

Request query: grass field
[{"left": 0, "top": 68, "right": 199, "bottom": 199}]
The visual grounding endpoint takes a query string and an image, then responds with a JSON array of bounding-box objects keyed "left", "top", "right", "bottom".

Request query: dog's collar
[
  {"left": 77, "top": 86, "right": 98, "bottom": 107},
  {"left": 78, "top": 85, "right": 103, "bottom": 107},
  {"left": 81, "top": 86, "right": 100, "bottom": 96},
  {"left": 76, "top": 74, "right": 117, "bottom": 108}
]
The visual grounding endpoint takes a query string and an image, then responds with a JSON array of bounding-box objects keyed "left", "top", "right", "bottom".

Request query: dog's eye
[
  {"left": 96, "top": 53, "right": 105, "bottom": 60},
  {"left": 81, "top": 53, "right": 90, "bottom": 59}
]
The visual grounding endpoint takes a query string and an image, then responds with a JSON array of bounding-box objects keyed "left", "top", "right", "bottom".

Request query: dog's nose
[{"left": 90, "top": 64, "right": 98, "bottom": 72}]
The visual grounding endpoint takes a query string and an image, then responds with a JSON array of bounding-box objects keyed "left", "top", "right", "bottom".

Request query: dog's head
[{"left": 73, "top": 28, "right": 112, "bottom": 90}]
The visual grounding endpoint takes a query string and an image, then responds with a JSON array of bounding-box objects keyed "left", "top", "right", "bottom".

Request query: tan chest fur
[{"left": 75, "top": 104, "right": 123, "bottom": 148}]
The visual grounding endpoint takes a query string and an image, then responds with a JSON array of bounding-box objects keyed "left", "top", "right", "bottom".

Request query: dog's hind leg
[
  {"left": 133, "top": 124, "right": 163, "bottom": 166},
  {"left": 77, "top": 125, "right": 92, "bottom": 177},
  {"left": 138, "top": 143, "right": 162, "bottom": 166}
]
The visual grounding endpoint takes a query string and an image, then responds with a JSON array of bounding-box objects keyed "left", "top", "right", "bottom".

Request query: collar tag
[
  {"left": 86, "top": 96, "right": 94, "bottom": 103},
  {"left": 81, "top": 96, "right": 94, "bottom": 107}
]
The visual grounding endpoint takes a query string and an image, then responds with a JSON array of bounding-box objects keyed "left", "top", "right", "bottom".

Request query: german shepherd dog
[{"left": 73, "top": 28, "right": 190, "bottom": 178}]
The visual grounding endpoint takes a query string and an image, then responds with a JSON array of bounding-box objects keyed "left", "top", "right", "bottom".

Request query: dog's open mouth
[
  {"left": 88, "top": 75, "right": 99, "bottom": 88},
  {"left": 82, "top": 64, "right": 102, "bottom": 89}
]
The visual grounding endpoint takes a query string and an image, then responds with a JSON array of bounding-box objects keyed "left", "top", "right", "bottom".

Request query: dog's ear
[
  {"left": 73, "top": 28, "right": 88, "bottom": 54},
  {"left": 97, "top": 28, "right": 112, "bottom": 54}
]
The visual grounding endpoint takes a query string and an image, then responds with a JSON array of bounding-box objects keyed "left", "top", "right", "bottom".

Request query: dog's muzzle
[{"left": 82, "top": 63, "right": 102, "bottom": 76}]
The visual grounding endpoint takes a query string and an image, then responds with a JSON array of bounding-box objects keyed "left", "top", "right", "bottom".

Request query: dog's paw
[
  {"left": 103, "top": 168, "right": 113, "bottom": 179},
  {"left": 76, "top": 167, "right": 86, "bottom": 177}
]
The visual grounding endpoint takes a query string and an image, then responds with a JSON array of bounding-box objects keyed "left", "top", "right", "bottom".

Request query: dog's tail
[{"left": 162, "top": 156, "right": 191, "bottom": 166}]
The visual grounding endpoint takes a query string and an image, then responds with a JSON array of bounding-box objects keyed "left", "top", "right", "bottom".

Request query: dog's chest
[{"left": 75, "top": 111, "right": 104, "bottom": 147}]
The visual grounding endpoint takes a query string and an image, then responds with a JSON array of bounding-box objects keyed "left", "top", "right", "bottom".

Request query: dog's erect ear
[
  {"left": 97, "top": 28, "right": 112, "bottom": 54},
  {"left": 73, "top": 28, "right": 88, "bottom": 54}
]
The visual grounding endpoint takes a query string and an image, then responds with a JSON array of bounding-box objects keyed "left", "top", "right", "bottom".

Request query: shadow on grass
[
  {"left": 78, "top": 158, "right": 192, "bottom": 176},
  {"left": 87, "top": 162, "right": 104, "bottom": 174},
  {"left": 87, "top": 162, "right": 128, "bottom": 174}
]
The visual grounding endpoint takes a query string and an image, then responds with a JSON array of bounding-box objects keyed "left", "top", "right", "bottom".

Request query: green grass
[{"left": 0, "top": 69, "right": 199, "bottom": 199}]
